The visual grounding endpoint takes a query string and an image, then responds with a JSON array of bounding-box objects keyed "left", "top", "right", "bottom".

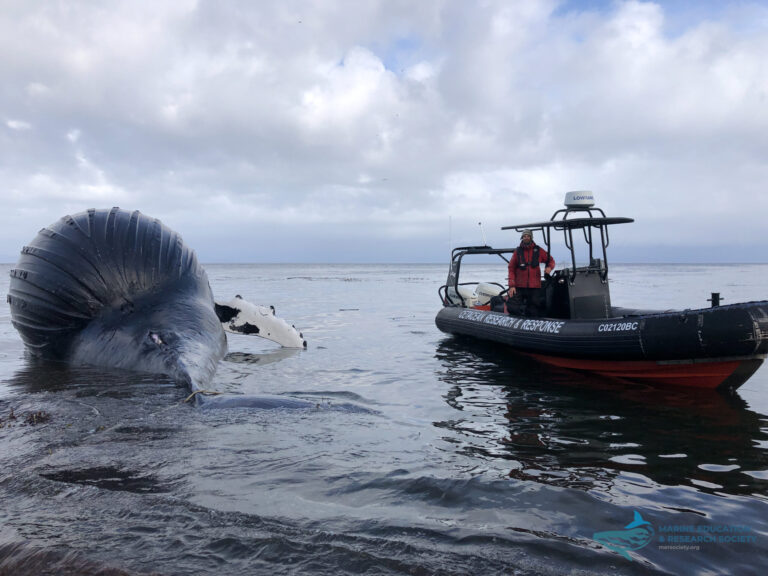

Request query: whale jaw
[{"left": 67, "top": 292, "right": 227, "bottom": 389}]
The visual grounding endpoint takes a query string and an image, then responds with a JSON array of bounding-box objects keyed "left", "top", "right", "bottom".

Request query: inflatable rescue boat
[{"left": 435, "top": 193, "right": 768, "bottom": 389}]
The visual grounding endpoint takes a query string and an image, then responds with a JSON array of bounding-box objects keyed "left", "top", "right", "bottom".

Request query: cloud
[
  {"left": 1, "top": 0, "right": 767, "bottom": 262},
  {"left": 5, "top": 119, "right": 32, "bottom": 131}
]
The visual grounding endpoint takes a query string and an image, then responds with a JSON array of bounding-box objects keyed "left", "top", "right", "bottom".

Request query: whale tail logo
[{"left": 593, "top": 511, "right": 654, "bottom": 561}]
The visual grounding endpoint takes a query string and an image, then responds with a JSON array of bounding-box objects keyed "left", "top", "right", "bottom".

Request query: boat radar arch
[{"left": 564, "top": 191, "right": 595, "bottom": 208}]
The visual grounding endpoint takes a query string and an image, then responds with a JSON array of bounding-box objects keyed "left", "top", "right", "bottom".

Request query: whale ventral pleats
[{"left": 7, "top": 207, "right": 217, "bottom": 361}]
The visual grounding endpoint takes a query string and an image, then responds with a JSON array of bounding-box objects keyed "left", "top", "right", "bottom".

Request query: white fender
[{"left": 214, "top": 296, "right": 306, "bottom": 349}]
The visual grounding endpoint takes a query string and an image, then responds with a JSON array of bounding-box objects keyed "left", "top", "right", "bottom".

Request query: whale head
[{"left": 7, "top": 208, "right": 227, "bottom": 389}]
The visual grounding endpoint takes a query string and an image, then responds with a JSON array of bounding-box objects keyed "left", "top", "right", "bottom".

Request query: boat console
[{"left": 548, "top": 262, "right": 611, "bottom": 319}]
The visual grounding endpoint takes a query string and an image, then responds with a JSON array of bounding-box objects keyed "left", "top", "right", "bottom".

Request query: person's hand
[
  {"left": 544, "top": 267, "right": 552, "bottom": 275},
  {"left": 506, "top": 287, "right": 516, "bottom": 298}
]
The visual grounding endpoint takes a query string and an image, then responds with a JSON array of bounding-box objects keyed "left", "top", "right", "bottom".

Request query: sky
[{"left": 2, "top": 0, "right": 768, "bottom": 263}]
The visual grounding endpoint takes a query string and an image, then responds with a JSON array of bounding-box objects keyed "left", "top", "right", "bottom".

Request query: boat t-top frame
[{"left": 501, "top": 194, "right": 633, "bottom": 283}]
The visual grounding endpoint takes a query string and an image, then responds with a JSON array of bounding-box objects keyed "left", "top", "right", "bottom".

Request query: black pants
[{"left": 512, "top": 287, "right": 544, "bottom": 317}]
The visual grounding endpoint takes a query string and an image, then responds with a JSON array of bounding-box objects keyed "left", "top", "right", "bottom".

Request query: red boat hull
[{"left": 523, "top": 352, "right": 764, "bottom": 389}]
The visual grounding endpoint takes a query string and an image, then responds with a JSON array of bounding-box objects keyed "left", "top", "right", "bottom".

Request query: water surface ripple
[{"left": 1, "top": 263, "right": 766, "bottom": 575}]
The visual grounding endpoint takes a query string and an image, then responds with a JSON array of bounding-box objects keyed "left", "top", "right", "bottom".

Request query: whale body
[{"left": 7, "top": 207, "right": 307, "bottom": 408}]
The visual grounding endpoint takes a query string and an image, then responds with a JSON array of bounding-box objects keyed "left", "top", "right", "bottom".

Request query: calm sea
[{"left": 0, "top": 263, "right": 766, "bottom": 575}]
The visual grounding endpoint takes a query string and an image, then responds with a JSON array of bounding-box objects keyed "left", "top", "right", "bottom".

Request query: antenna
[{"left": 478, "top": 221, "right": 487, "bottom": 246}]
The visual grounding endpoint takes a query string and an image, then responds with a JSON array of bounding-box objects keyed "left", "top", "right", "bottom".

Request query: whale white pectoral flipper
[{"left": 214, "top": 296, "right": 307, "bottom": 349}]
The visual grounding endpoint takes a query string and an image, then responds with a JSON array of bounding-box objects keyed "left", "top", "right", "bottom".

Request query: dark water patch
[
  {"left": 40, "top": 466, "right": 172, "bottom": 494},
  {"left": 307, "top": 520, "right": 667, "bottom": 576},
  {"left": 121, "top": 502, "right": 665, "bottom": 576},
  {"left": 3, "top": 361, "right": 179, "bottom": 400},
  {"left": 0, "top": 540, "right": 148, "bottom": 576}
]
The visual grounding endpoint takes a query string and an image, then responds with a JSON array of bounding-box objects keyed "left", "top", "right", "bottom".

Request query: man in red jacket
[{"left": 507, "top": 229, "right": 555, "bottom": 316}]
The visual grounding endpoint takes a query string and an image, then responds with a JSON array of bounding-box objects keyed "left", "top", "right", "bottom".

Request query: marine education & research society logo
[
  {"left": 592, "top": 511, "right": 654, "bottom": 561},
  {"left": 592, "top": 511, "right": 756, "bottom": 561}
]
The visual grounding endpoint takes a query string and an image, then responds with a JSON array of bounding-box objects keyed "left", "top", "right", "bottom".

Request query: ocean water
[{"left": 0, "top": 262, "right": 766, "bottom": 575}]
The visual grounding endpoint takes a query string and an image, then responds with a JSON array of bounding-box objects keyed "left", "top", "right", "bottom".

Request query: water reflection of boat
[
  {"left": 434, "top": 338, "right": 768, "bottom": 496},
  {"left": 436, "top": 192, "right": 768, "bottom": 389}
]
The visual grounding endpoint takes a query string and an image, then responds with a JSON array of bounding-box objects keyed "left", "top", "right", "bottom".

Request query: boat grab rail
[
  {"left": 439, "top": 281, "right": 482, "bottom": 307},
  {"left": 442, "top": 246, "right": 515, "bottom": 307}
]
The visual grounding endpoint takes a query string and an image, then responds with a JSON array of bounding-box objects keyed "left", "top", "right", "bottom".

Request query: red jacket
[{"left": 508, "top": 242, "right": 555, "bottom": 289}]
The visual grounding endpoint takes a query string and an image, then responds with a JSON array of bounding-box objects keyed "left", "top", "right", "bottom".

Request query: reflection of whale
[
  {"left": 6, "top": 208, "right": 304, "bottom": 408},
  {"left": 593, "top": 511, "right": 654, "bottom": 561}
]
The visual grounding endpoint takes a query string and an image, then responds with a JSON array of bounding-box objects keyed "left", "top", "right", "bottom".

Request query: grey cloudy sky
[{"left": 2, "top": 0, "right": 767, "bottom": 263}]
